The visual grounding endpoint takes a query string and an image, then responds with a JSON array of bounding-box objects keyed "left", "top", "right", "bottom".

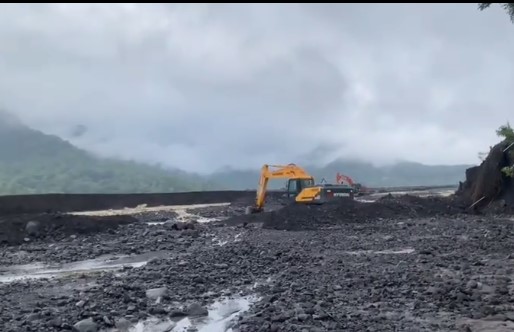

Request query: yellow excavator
[{"left": 245, "top": 163, "right": 354, "bottom": 214}]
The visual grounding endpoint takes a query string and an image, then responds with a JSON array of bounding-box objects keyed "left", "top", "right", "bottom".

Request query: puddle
[
  {"left": 146, "top": 217, "right": 222, "bottom": 226},
  {"left": 147, "top": 221, "right": 168, "bottom": 226},
  {"left": 355, "top": 198, "right": 376, "bottom": 203},
  {"left": 211, "top": 233, "right": 243, "bottom": 247},
  {"left": 197, "top": 217, "right": 223, "bottom": 223},
  {"left": 174, "top": 296, "right": 255, "bottom": 332},
  {"left": 174, "top": 209, "right": 224, "bottom": 224},
  {"left": 345, "top": 248, "right": 415, "bottom": 255},
  {"left": 456, "top": 318, "right": 514, "bottom": 331},
  {"left": 128, "top": 317, "right": 176, "bottom": 332},
  {"left": 0, "top": 250, "right": 171, "bottom": 283},
  {"left": 129, "top": 276, "right": 270, "bottom": 332},
  {"left": 128, "top": 295, "right": 257, "bottom": 332},
  {"left": 374, "top": 248, "right": 415, "bottom": 254}
]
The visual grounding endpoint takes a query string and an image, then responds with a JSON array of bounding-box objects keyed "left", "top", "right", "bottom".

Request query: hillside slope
[
  {"left": 0, "top": 113, "right": 214, "bottom": 194},
  {"left": 0, "top": 111, "right": 474, "bottom": 194}
]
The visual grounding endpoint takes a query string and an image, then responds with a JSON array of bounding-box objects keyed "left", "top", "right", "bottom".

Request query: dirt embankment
[
  {"left": 223, "top": 194, "right": 469, "bottom": 231},
  {"left": 456, "top": 140, "right": 514, "bottom": 211}
]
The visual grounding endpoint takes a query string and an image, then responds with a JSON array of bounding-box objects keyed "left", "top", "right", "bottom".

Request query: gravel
[{"left": 1, "top": 195, "right": 514, "bottom": 331}]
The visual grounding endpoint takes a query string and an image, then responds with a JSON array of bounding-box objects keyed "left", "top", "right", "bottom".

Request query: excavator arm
[
  {"left": 336, "top": 172, "right": 355, "bottom": 186},
  {"left": 249, "top": 163, "right": 314, "bottom": 214}
]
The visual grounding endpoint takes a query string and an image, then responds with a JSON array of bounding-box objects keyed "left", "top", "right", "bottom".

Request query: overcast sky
[{"left": 0, "top": 3, "right": 513, "bottom": 173}]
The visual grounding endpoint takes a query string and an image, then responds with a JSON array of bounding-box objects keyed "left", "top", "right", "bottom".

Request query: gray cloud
[{"left": 0, "top": 3, "right": 513, "bottom": 173}]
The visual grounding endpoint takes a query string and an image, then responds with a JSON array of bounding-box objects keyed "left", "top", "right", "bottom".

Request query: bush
[
  {"left": 496, "top": 122, "right": 514, "bottom": 143},
  {"left": 495, "top": 123, "right": 514, "bottom": 178}
]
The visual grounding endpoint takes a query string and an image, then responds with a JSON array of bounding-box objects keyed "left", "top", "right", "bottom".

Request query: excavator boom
[
  {"left": 336, "top": 172, "right": 355, "bottom": 186},
  {"left": 252, "top": 164, "right": 314, "bottom": 213}
]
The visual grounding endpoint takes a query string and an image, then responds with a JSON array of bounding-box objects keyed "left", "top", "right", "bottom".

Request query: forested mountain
[{"left": 0, "top": 112, "right": 214, "bottom": 194}]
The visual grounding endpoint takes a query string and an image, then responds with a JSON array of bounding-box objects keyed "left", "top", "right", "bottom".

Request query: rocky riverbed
[{"left": 1, "top": 195, "right": 514, "bottom": 332}]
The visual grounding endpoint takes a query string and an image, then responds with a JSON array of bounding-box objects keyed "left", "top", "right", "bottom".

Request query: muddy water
[
  {"left": 1, "top": 202, "right": 260, "bottom": 331},
  {"left": 0, "top": 250, "right": 172, "bottom": 283},
  {"left": 127, "top": 317, "right": 176, "bottom": 332},
  {"left": 173, "top": 208, "right": 224, "bottom": 224},
  {"left": 1, "top": 206, "right": 233, "bottom": 283},
  {"left": 69, "top": 203, "right": 231, "bottom": 217},
  {"left": 355, "top": 188, "right": 455, "bottom": 203},
  {"left": 146, "top": 215, "right": 222, "bottom": 226}
]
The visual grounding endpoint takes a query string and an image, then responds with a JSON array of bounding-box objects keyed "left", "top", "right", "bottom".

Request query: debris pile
[
  {"left": 225, "top": 195, "right": 467, "bottom": 231},
  {"left": 0, "top": 213, "right": 136, "bottom": 245},
  {"left": 456, "top": 140, "right": 514, "bottom": 212},
  {"left": 3, "top": 206, "right": 514, "bottom": 332}
]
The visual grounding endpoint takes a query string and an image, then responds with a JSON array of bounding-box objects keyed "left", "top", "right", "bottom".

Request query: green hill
[{"left": 0, "top": 112, "right": 214, "bottom": 194}]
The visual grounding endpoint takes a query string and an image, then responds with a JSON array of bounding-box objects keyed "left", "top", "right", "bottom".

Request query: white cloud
[{"left": 0, "top": 3, "right": 512, "bottom": 173}]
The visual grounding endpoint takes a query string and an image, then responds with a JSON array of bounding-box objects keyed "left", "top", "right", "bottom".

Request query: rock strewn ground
[
  {"left": 1, "top": 195, "right": 514, "bottom": 331},
  {"left": 0, "top": 213, "right": 136, "bottom": 246},
  {"left": 224, "top": 194, "right": 469, "bottom": 231}
]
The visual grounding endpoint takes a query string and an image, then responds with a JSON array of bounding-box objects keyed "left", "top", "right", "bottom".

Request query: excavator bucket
[{"left": 245, "top": 206, "right": 262, "bottom": 214}]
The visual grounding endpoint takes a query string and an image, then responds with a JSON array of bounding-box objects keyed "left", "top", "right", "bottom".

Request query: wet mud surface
[
  {"left": 0, "top": 190, "right": 256, "bottom": 215},
  {"left": 2, "top": 193, "right": 514, "bottom": 331},
  {"left": 224, "top": 194, "right": 469, "bottom": 231}
]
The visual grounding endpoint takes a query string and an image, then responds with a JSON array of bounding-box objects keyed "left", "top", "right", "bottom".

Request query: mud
[
  {"left": 0, "top": 213, "right": 136, "bottom": 246},
  {"left": 224, "top": 194, "right": 468, "bottom": 231},
  {"left": 2, "top": 190, "right": 514, "bottom": 331},
  {"left": 2, "top": 205, "right": 514, "bottom": 332},
  {"left": 0, "top": 190, "right": 258, "bottom": 215},
  {"left": 0, "top": 200, "right": 248, "bottom": 247}
]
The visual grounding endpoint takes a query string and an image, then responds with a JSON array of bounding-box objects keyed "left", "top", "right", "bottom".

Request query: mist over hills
[
  {"left": 0, "top": 111, "right": 214, "bottom": 194},
  {"left": 208, "top": 160, "right": 470, "bottom": 190},
  {"left": 0, "top": 111, "right": 472, "bottom": 194}
]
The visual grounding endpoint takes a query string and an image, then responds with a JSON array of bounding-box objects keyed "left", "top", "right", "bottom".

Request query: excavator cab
[{"left": 285, "top": 178, "right": 315, "bottom": 198}]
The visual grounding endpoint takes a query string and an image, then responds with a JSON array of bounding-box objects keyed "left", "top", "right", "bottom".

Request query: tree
[
  {"left": 478, "top": 3, "right": 514, "bottom": 23},
  {"left": 496, "top": 122, "right": 514, "bottom": 143},
  {"left": 495, "top": 122, "right": 514, "bottom": 177}
]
